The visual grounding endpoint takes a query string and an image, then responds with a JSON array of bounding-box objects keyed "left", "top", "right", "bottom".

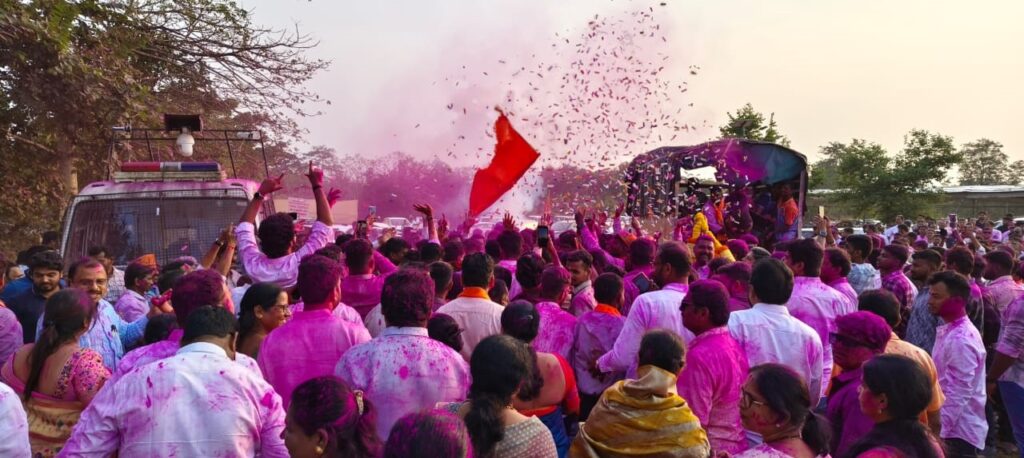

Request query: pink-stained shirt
[
  {"left": 435, "top": 288, "right": 504, "bottom": 360},
  {"left": 340, "top": 251, "right": 398, "bottom": 318},
  {"left": 676, "top": 327, "right": 749, "bottom": 454},
  {"left": 60, "top": 342, "right": 288, "bottom": 458},
  {"left": 258, "top": 309, "right": 371, "bottom": 409},
  {"left": 598, "top": 283, "right": 695, "bottom": 378},
  {"left": 622, "top": 266, "right": 655, "bottom": 317},
  {"left": 787, "top": 276, "right": 853, "bottom": 398},
  {"left": 933, "top": 316, "right": 988, "bottom": 450},
  {"left": 111, "top": 329, "right": 261, "bottom": 384},
  {"left": 570, "top": 282, "right": 598, "bottom": 317},
  {"left": 727, "top": 303, "right": 824, "bottom": 406},
  {"left": 580, "top": 225, "right": 626, "bottom": 271},
  {"left": 335, "top": 327, "right": 470, "bottom": 439},
  {"left": 114, "top": 290, "right": 150, "bottom": 323},
  {"left": 0, "top": 381, "right": 30, "bottom": 458},
  {"left": 827, "top": 277, "right": 858, "bottom": 307},
  {"left": 0, "top": 307, "right": 22, "bottom": 366},
  {"left": 363, "top": 303, "right": 386, "bottom": 338},
  {"left": 235, "top": 220, "right": 332, "bottom": 289},
  {"left": 997, "top": 295, "right": 1024, "bottom": 388},
  {"left": 571, "top": 305, "right": 626, "bottom": 396},
  {"left": 986, "top": 275, "right": 1024, "bottom": 319},
  {"left": 534, "top": 301, "right": 579, "bottom": 361}
]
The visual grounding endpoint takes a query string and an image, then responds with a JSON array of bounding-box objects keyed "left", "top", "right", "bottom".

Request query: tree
[
  {"left": 957, "top": 139, "right": 1023, "bottom": 186},
  {"left": 0, "top": 0, "right": 327, "bottom": 256},
  {"left": 825, "top": 130, "right": 960, "bottom": 220},
  {"left": 719, "top": 103, "right": 790, "bottom": 147}
]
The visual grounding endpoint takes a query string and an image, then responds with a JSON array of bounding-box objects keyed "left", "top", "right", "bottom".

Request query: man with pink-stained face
[
  {"left": 692, "top": 236, "right": 716, "bottom": 280},
  {"left": 928, "top": 271, "right": 988, "bottom": 456}
]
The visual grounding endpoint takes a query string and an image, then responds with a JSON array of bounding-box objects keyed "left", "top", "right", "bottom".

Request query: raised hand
[
  {"left": 257, "top": 174, "right": 285, "bottom": 195},
  {"left": 413, "top": 203, "right": 435, "bottom": 220},
  {"left": 306, "top": 161, "right": 324, "bottom": 187},
  {"left": 614, "top": 201, "right": 625, "bottom": 218},
  {"left": 437, "top": 214, "right": 449, "bottom": 236},
  {"left": 502, "top": 211, "right": 516, "bottom": 231},
  {"left": 327, "top": 188, "right": 343, "bottom": 207}
]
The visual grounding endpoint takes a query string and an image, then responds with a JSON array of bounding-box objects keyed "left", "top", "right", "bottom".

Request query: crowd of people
[{"left": 0, "top": 166, "right": 1021, "bottom": 458}]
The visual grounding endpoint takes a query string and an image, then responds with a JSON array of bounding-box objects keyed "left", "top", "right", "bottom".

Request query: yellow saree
[{"left": 571, "top": 365, "right": 710, "bottom": 458}]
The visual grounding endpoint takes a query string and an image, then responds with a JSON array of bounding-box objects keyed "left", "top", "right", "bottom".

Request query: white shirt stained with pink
[{"left": 59, "top": 342, "right": 288, "bottom": 457}]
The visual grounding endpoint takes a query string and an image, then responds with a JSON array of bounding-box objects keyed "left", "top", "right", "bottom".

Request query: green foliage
[
  {"left": 957, "top": 139, "right": 1024, "bottom": 186},
  {"left": 718, "top": 103, "right": 790, "bottom": 147},
  {"left": 0, "top": 0, "right": 327, "bottom": 257},
  {"left": 820, "top": 130, "right": 960, "bottom": 220}
]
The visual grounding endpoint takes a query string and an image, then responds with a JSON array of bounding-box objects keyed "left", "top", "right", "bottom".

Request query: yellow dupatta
[{"left": 571, "top": 365, "right": 710, "bottom": 458}]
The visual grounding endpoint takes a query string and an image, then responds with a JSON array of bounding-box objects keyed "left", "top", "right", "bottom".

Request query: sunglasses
[{"left": 829, "top": 332, "right": 872, "bottom": 348}]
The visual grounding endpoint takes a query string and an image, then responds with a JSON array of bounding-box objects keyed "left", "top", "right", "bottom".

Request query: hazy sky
[{"left": 239, "top": 0, "right": 1024, "bottom": 166}]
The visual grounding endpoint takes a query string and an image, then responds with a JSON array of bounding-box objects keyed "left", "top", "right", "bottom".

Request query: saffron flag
[{"left": 468, "top": 111, "right": 540, "bottom": 217}]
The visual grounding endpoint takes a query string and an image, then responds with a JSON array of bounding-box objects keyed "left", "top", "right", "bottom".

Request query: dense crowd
[{"left": 0, "top": 165, "right": 1021, "bottom": 458}]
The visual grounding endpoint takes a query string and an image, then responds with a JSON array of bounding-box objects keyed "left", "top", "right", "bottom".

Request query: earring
[{"left": 315, "top": 446, "right": 324, "bottom": 456}]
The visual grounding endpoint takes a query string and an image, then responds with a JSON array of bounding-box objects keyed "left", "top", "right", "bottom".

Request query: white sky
[{"left": 239, "top": 0, "right": 1024, "bottom": 166}]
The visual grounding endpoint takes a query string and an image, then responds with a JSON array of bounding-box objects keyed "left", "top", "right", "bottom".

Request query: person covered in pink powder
[
  {"left": 678, "top": 279, "right": 750, "bottom": 454},
  {"left": 502, "top": 300, "right": 580, "bottom": 457},
  {"left": 2, "top": 289, "right": 109, "bottom": 457},
  {"left": 727, "top": 258, "right": 824, "bottom": 408},
  {"left": 820, "top": 247, "right": 858, "bottom": 309},
  {"left": 284, "top": 375, "right": 382, "bottom": 458},
  {"left": 783, "top": 238, "right": 854, "bottom": 400},
  {"left": 598, "top": 242, "right": 695, "bottom": 379},
  {"left": 235, "top": 162, "right": 334, "bottom": 290},
  {"left": 710, "top": 261, "right": 753, "bottom": 313},
  {"left": 236, "top": 282, "right": 291, "bottom": 359},
  {"left": 340, "top": 238, "right": 398, "bottom": 319},
  {"left": 436, "top": 252, "right": 505, "bottom": 361},
  {"left": 61, "top": 306, "right": 289, "bottom": 457},
  {"left": 259, "top": 255, "right": 371, "bottom": 409},
  {"left": 571, "top": 273, "right": 627, "bottom": 420},
  {"left": 825, "top": 311, "right": 892, "bottom": 456},
  {"left": 531, "top": 266, "right": 578, "bottom": 360},
  {"left": 565, "top": 250, "right": 598, "bottom": 317},
  {"left": 621, "top": 238, "right": 657, "bottom": 316},
  {"left": 110, "top": 269, "right": 261, "bottom": 383},
  {"left": 335, "top": 269, "right": 470, "bottom": 439},
  {"left": 877, "top": 244, "right": 918, "bottom": 337},
  {"left": 383, "top": 410, "right": 471, "bottom": 458}
]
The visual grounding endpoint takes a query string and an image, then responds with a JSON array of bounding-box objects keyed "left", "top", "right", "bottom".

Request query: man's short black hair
[
  {"left": 911, "top": 249, "right": 942, "bottom": 269},
  {"left": 593, "top": 273, "right": 624, "bottom": 305},
  {"left": 656, "top": 242, "right": 692, "bottom": 277},
  {"left": 945, "top": 247, "right": 974, "bottom": 276},
  {"left": 565, "top": 250, "right": 594, "bottom": 268},
  {"left": 419, "top": 242, "right": 443, "bottom": 264},
  {"left": 496, "top": 230, "right": 524, "bottom": 259},
  {"left": 638, "top": 330, "right": 685, "bottom": 375},
  {"left": 381, "top": 238, "right": 411, "bottom": 258},
  {"left": 857, "top": 289, "right": 901, "bottom": 328},
  {"left": 124, "top": 262, "right": 156, "bottom": 289},
  {"left": 461, "top": 252, "right": 494, "bottom": 288},
  {"left": 515, "top": 253, "right": 546, "bottom": 290},
  {"left": 257, "top": 213, "right": 296, "bottom": 259},
  {"left": 927, "top": 271, "right": 971, "bottom": 301},
  {"left": 182, "top": 305, "right": 239, "bottom": 343},
  {"left": 824, "top": 248, "right": 852, "bottom": 277},
  {"left": 443, "top": 239, "right": 465, "bottom": 264},
  {"left": 984, "top": 251, "right": 1014, "bottom": 274},
  {"left": 787, "top": 238, "right": 824, "bottom": 277},
  {"left": 845, "top": 235, "right": 872, "bottom": 257},
  {"left": 428, "top": 261, "right": 454, "bottom": 296},
  {"left": 87, "top": 246, "right": 109, "bottom": 257},
  {"left": 882, "top": 244, "right": 910, "bottom": 265},
  {"left": 750, "top": 258, "right": 794, "bottom": 305},
  {"left": 27, "top": 250, "right": 64, "bottom": 274}
]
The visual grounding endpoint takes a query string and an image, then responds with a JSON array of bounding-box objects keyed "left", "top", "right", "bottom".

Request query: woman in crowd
[
  {"left": 0, "top": 289, "right": 110, "bottom": 457},
  {"left": 501, "top": 300, "right": 580, "bottom": 457},
  {"left": 384, "top": 410, "right": 473, "bottom": 458},
  {"left": 844, "top": 354, "right": 943, "bottom": 458},
  {"left": 284, "top": 375, "right": 381, "bottom": 458},
  {"left": 237, "top": 282, "right": 291, "bottom": 359},
  {"left": 443, "top": 334, "right": 557, "bottom": 457},
  {"left": 572, "top": 329, "right": 710, "bottom": 457},
  {"left": 427, "top": 313, "right": 464, "bottom": 354},
  {"left": 736, "top": 364, "right": 831, "bottom": 458}
]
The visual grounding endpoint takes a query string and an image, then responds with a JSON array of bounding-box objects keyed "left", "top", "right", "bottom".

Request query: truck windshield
[{"left": 64, "top": 197, "right": 249, "bottom": 267}]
